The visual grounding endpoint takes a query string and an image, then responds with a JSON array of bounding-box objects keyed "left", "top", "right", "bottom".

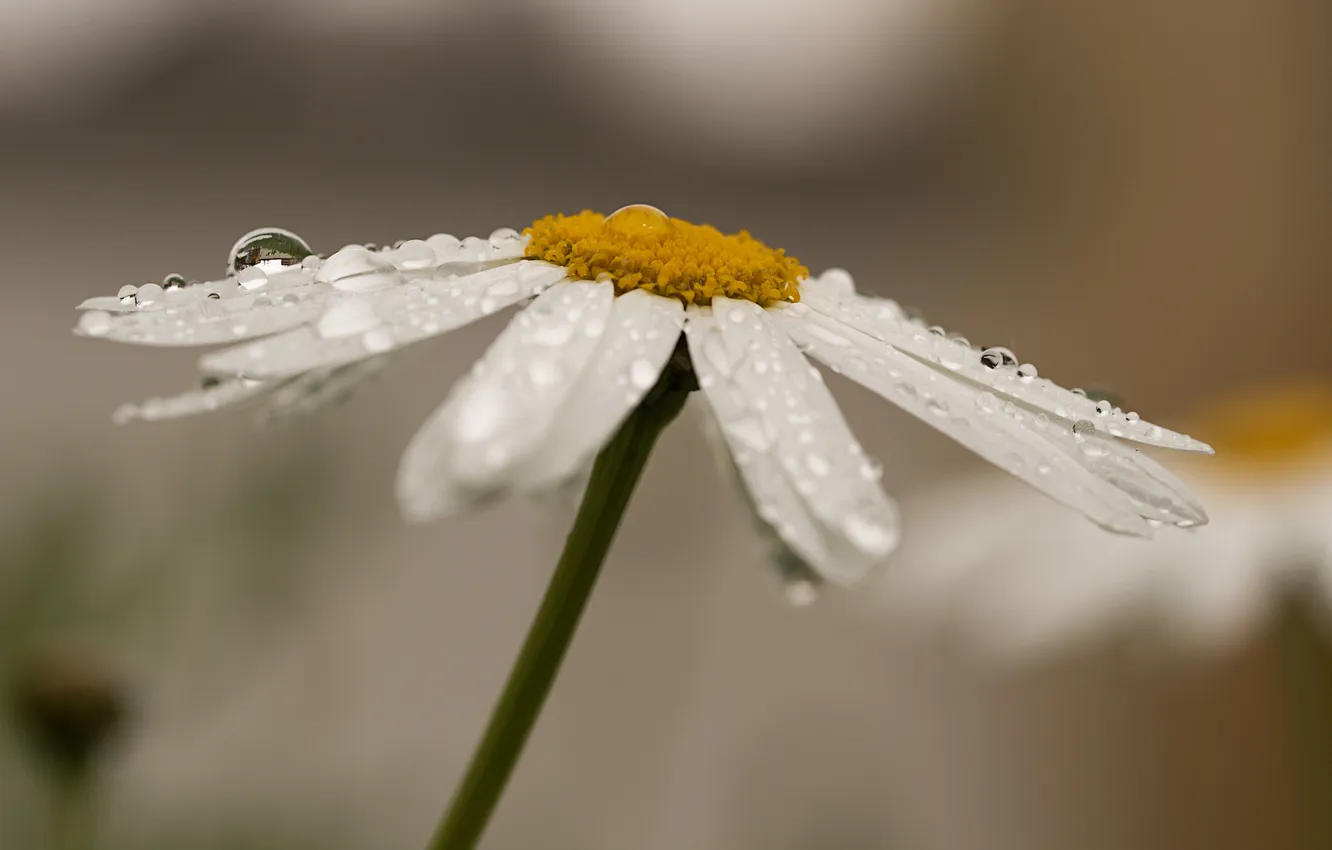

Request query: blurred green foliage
[{"left": 0, "top": 433, "right": 348, "bottom": 849}]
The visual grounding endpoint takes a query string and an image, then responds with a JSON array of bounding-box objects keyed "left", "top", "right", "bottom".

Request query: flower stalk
[{"left": 427, "top": 373, "right": 691, "bottom": 850}]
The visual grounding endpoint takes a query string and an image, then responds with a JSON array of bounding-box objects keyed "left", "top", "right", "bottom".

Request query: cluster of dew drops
[
  {"left": 81, "top": 226, "right": 527, "bottom": 347},
  {"left": 924, "top": 325, "right": 1143, "bottom": 439}
]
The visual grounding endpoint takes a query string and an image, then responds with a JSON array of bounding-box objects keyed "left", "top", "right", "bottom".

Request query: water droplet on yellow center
[
  {"left": 606, "top": 204, "right": 674, "bottom": 237},
  {"left": 523, "top": 207, "right": 806, "bottom": 307}
]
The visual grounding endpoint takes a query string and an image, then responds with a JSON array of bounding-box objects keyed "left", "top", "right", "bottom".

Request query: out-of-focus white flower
[
  {"left": 876, "top": 383, "right": 1332, "bottom": 656},
  {"left": 72, "top": 206, "right": 1208, "bottom": 587},
  {"left": 526, "top": 0, "right": 993, "bottom": 165}
]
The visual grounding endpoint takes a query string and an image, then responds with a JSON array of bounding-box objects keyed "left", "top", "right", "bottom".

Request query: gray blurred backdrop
[{"left": 1, "top": 1, "right": 1329, "bottom": 848}]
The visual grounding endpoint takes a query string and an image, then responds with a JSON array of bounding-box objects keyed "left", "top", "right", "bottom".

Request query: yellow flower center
[
  {"left": 1195, "top": 383, "right": 1332, "bottom": 473},
  {"left": 523, "top": 206, "right": 807, "bottom": 307}
]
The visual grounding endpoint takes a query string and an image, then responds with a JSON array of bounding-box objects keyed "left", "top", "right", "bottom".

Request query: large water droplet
[
  {"left": 1072, "top": 419, "right": 1096, "bottom": 437},
  {"left": 316, "top": 246, "right": 404, "bottom": 293},
  {"left": 228, "top": 228, "right": 313, "bottom": 275},
  {"left": 489, "top": 227, "right": 524, "bottom": 253},
  {"left": 427, "top": 233, "right": 462, "bottom": 263},
  {"left": 135, "top": 283, "right": 163, "bottom": 307},
  {"left": 393, "top": 239, "right": 436, "bottom": 271},
  {"left": 606, "top": 204, "right": 673, "bottom": 238},
  {"left": 162, "top": 273, "right": 187, "bottom": 291},
  {"left": 117, "top": 285, "right": 137, "bottom": 306},
  {"left": 980, "top": 346, "right": 1017, "bottom": 369}
]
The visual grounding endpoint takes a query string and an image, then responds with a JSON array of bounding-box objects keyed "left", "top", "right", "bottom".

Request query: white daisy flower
[
  {"left": 74, "top": 205, "right": 1211, "bottom": 587},
  {"left": 876, "top": 383, "right": 1332, "bottom": 658},
  {"left": 72, "top": 204, "right": 1216, "bottom": 850}
]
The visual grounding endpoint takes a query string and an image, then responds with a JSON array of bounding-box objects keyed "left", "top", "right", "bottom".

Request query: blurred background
[{"left": 2, "top": 0, "right": 1330, "bottom": 848}]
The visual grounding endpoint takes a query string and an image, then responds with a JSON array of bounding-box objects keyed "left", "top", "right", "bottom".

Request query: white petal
[
  {"left": 259, "top": 356, "right": 399, "bottom": 425},
  {"left": 687, "top": 297, "right": 901, "bottom": 586},
  {"left": 77, "top": 266, "right": 320, "bottom": 314},
  {"left": 75, "top": 282, "right": 334, "bottom": 347},
  {"left": 1046, "top": 428, "right": 1209, "bottom": 527},
  {"left": 770, "top": 302, "right": 1155, "bottom": 536},
  {"left": 799, "top": 282, "right": 1213, "bottom": 454},
  {"left": 514, "top": 289, "right": 684, "bottom": 489},
  {"left": 396, "top": 280, "right": 616, "bottom": 521},
  {"left": 111, "top": 377, "right": 277, "bottom": 424},
  {"left": 200, "top": 261, "right": 568, "bottom": 379}
]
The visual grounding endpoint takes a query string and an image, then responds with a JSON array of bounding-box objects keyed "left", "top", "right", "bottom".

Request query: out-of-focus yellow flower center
[
  {"left": 523, "top": 206, "right": 806, "bottom": 307},
  {"left": 1198, "top": 383, "right": 1332, "bottom": 473}
]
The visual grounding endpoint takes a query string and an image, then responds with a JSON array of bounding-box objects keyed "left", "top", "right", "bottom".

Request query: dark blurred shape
[{"left": 11, "top": 645, "right": 129, "bottom": 778}]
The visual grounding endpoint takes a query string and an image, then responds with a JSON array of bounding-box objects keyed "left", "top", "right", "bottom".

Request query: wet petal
[
  {"left": 1045, "top": 428, "right": 1209, "bottom": 527},
  {"left": 75, "top": 282, "right": 333, "bottom": 347},
  {"left": 111, "top": 377, "right": 277, "bottom": 424},
  {"left": 799, "top": 283, "right": 1212, "bottom": 454},
  {"left": 687, "top": 297, "right": 901, "bottom": 586},
  {"left": 200, "top": 261, "right": 568, "bottom": 379},
  {"left": 78, "top": 266, "right": 320, "bottom": 314},
  {"left": 514, "top": 289, "right": 684, "bottom": 489},
  {"left": 397, "top": 280, "right": 616, "bottom": 521},
  {"left": 770, "top": 302, "right": 1156, "bottom": 536},
  {"left": 259, "top": 356, "right": 399, "bottom": 425}
]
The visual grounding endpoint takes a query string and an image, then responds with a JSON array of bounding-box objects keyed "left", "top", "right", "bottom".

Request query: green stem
[
  {"left": 51, "top": 773, "right": 95, "bottom": 850},
  {"left": 427, "top": 383, "right": 690, "bottom": 850}
]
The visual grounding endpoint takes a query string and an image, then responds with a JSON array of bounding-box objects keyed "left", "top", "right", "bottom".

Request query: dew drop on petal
[
  {"left": 135, "top": 283, "right": 163, "bottom": 306},
  {"left": 393, "top": 239, "right": 436, "bottom": 271},
  {"left": 427, "top": 233, "right": 462, "bottom": 263},
  {"left": 1017, "top": 363, "right": 1038, "bottom": 381},
  {"left": 489, "top": 227, "right": 524, "bottom": 252},
  {"left": 118, "top": 285, "right": 138, "bottom": 306},
  {"left": 980, "top": 346, "right": 1017, "bottom": 369},
  {"left": 79, "top": 311, "right": 112, "bottom": 336},
  {"left": 528, "top": 359, "right": 561, "bottom": 387},
  {"left": 1072, "top": 419, "right": 1096, "bottom": 437},
  {"left": 1095, "top": 400, "right": 1113, "bottom": 416},
  {"left": 162, "top": 273, "right": 187, "bottom": 290},
  {"left": 236, "top": 267, "right": 269, "bottom": 291},
  {"left": 628, "top": 358, "right": 657, "bottom": 391},
  {"left": 228, "top": 227, "right": 313, "bottom": 275},
  {"left": 806, "top": 454, "right": 831, "bottom": 476},
  {"left": 316, "top": 246, "right": 404, "bottom": 293}
]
